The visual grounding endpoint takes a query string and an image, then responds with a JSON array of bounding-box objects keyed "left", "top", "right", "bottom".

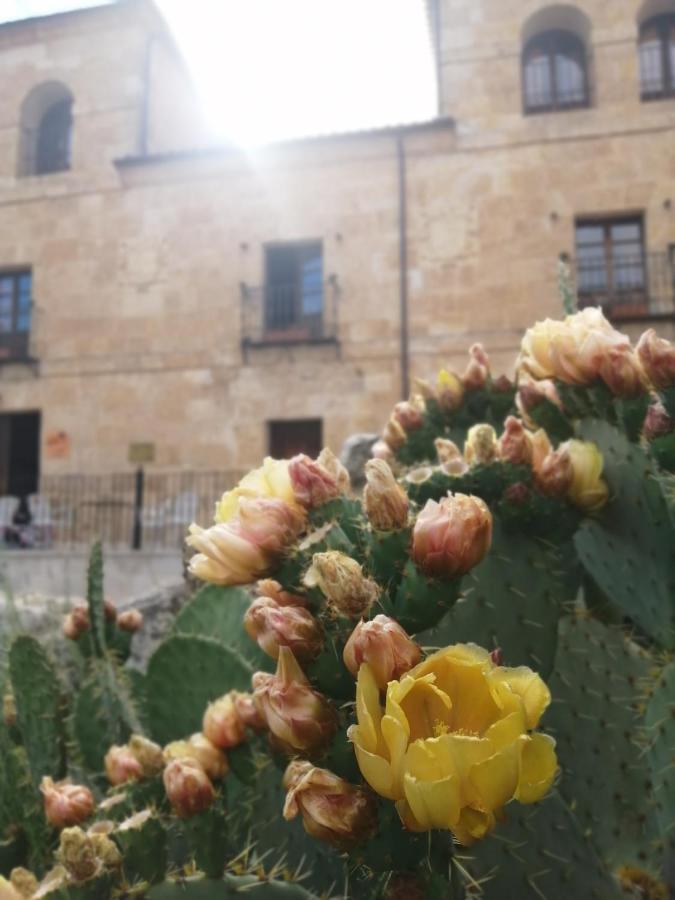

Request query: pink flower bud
[
  {"left": 534, "top": 449, "right": 573, "bottom": 498},
  {"left": 234, "top": 692, "right": 266, "bottom": 731},
  {"left": 127, "top": 735, "right": 165, "bottom": 777},
  {"left": 289, "top": 454, "right": 340, "bottom": 508},
  {"left": 104, "top": 745, "right": 143, "bottom": 786},
  {"left": 412, "top": 494, "right": 492, "bottom": 579},
  {"left": 256, "top": 579, "right": 306, "bottom": 607},
  {"left": 492, "top": 374, "right": 513, "bottom": 393},
  {"left": 282, "top": 760, "right": 377, "bottom": 850},
  {"left": 382, "top": 417, "right": 407, "bottom": 451},
  {"left": 117, "top": 609, "right": 143, "bottom": 633},
  {"left": 462, "top": 343, "right": 490, "bottom": 390},
  {"left": 163, "top": 758, "right": 215, "bottom": 818},
  {"left": 489, "top": 648, "right": 504, "bottom": 666},
  {"left": 503, "top": 482, "right": 530, "bottom": 506},
  {"left": 498, "top": 417, "right": 533, "bottom": 466},
  {"left": 363, "top": 459, "right": 409, "bottom": 531},
  {"left": 343, "top": 615, "right": 421, "bottom": 689},
  {"left": 203, "top": 692, "right": 246, "bottom": 749},
  {"left": 40, "top": 778, "right": 94, "bottom": 829},
  {"left": 637, "top": 328, "right": 675, "bottom": 389},
  {"left": 392, "top": 400, "right": 424, "bottom": 432},
  {"left": 464, "top": 424, "right": 498, "bottom": 466},
  {"left": 599, "top": 348, "right": 646, "bottom": 398},
  {"left": 644, "top": 403, "right": 674, "bottom": 440},
  {"left": 164, "top": 734, "right": 228, "bottom": 781},
  {"left": 303, "top": 551, "right": 380, "bottom": 618},
  {"left": 371, "top": 440, "right": 394, "bottom": 461},
  {"left": 245, "top": 596, "right": 323, "bottom": 661},
  {"left": 103, "top": 600, "right": 117, "bottom": 623},
  {"left": 63, "top": 605, "right": 90, "bottom": 640},
  {"left": 252, "top": 647, "right": 337, "bottom": 753},
  {"left": 434, "top": 438, "right": 463, "bottom": 465},
  {"left": 516, "top": 379, "right": 563, "bottom": 427}
]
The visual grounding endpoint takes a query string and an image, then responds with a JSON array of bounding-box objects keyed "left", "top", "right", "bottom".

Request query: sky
[{"left": 0, "top": 0, "right": 437, "bottom": 146}]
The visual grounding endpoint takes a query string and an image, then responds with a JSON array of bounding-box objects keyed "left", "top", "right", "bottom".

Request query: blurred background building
[{"left": 0, "top": 0, "right": 674, "bottom": 548}]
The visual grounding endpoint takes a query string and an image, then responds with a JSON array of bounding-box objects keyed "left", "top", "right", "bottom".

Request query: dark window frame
[
  {"left": 0, "top": 270, "right": 32, "bottom": 362},
  {"left": 639, "top": 14, "right": 675, "bottom": 101},
  {"left": 35, "top": 97, "right": 73, "bottom": 175},
  {"left": 268, "top": 419, "right": 323, "bottom": 460},
  {"left": 522, "top": 29, "right": 590, "bottom": 114},
  {"left": 263, "top": 240, "right": 324, "bottom": 338}
]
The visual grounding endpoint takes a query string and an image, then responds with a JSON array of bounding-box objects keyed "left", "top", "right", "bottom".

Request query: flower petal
[
  {"left": 489, "top": 666, "right": 551, "bottom": 728},
  {"left": 451, "top": 806, "right": 497, "bottom": 846},
  {"left": 351, "top": 738, "right": 398, "bottom": 800},
  {"left": 403, "top": 771, "right": 460, "bottom": 830},
  {"left": 516, "top": 733, "right": 558, "bottom": 804},
  {"left": 355, "top": 664, "right": 384, "bottom": 754},
  {"left": 469, "top": 742, "right": 520, "bottom": 812}
]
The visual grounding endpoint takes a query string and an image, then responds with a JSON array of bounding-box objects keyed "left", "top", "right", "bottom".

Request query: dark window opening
[
  {"left": 268, "top": 419, "right": 323, "bottom": 459},
  {"left": 0, "top": 411, "right": 40, "bottom": 498},
  {"left": 575, "top": 216, "right": 648, "bottom": 316},
  {"left": 522, "top": 30, "right": 589, "bottom": 113},
  {"left": 36, "top": 98, "right": 72, "bottom": 174},
  {"left": 264, "top": 242, "right": 323, "bottom": 339},
  {"left": 0, "top": 271, "right": 32, "bottom": 361},
  {"left": 639, "top": 14, "right": 675, "bottom": 100}
]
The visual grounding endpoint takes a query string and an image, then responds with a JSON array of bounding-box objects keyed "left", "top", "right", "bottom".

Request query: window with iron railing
[
  {"left": 522, "top": 30, "right": 589, "bottom": 113},
  {"left": 264, "top": 242, "right": 323, "bottom": 338},
  {"left": 0, "top": 271, "right": 32, "bottom": 362},
  {"left": 639, "top": 14, "right": 675, "bottom": 100}
]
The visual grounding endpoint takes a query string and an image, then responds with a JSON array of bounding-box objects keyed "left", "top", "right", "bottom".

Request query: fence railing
[
  {"left": 571, "top": 251, "right": 675, "bottom": 318},
  {"left": 4, "top": 469, "right": 244, "bottom": 551}
]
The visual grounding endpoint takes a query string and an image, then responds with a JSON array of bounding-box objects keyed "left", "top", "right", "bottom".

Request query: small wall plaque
[{"left": 128, "top": 442, "right": 156, "bottom": 464}]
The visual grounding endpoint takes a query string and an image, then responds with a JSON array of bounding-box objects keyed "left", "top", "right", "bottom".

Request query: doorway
[{"left": 0, "top": 411, "right": 40, "bottom": 498}]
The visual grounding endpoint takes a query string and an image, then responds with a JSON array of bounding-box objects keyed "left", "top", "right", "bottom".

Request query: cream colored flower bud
[
  {"left": 383, "top": 417, "right": 407, "bottom": 451},
  {"left": 89, "top": 833, "right": 121, "bottom": 869},
  {"left": 117, "top": 609, "right": 143, "bottom": 633},
  {"left": 233, "top": 692, "right": 266, "bottom": 731},
  {"left": 164, "top": 734, "right": 228, "bottom": 781},
  {"left": 534, "top": 449, "right": 573, "bottom": 498},
  {"left": 462, "top": 343, "right": 490, "bottom": 390},
  {"left": 128, "top": 735, "right": 164, "bottom": 777},
  {"left": 561, "top": 440, "right": 609, "bottom": 512},
  {"left": 289, "top": 453, "right": 341, "bottom": 508},
  {"left": 437, "top": 369, "right": 464, "bottom": 411},
  {"left": 303, "top": 551, "right": 380, "bottom": 617},
  {"left": 252, "top": 647, "right": 337, "bottom": 754},
  {"left": 244, "top": 596, "right": 323, "bottom": 660},
  {"left": 392, "top": 400, "right": 424, "bottom": 432},
  {"left": 256, "top": 578, "right": 306, "bottom": 607},
  {"left": 412, "top": 494, "right": 492, "bottom": 579},
  {"left": 163, "top": 758, "right": 215, "bottom": 818},
  {"left": 498, "top": 417, "right": 533, "bottom": 466},
  {"left": 412, "top": 377, "right": 435, "bottom": 401},
  {"left": 203, "top": 691, "right": 246, "bottom": 749},
  {"left": 637, "top": 328, "right": 675, "bottom": 389},
  {"left": 317, "top": 447, "right": 351, "bottom": 494},
  {"left": 363, "top": 459, "right": 409, "bottom": 531},
  {"left": 343, "top": 616, "right": 421, "bottom": 690},
  {"left": 104, "top": 745, "right": 143, "bottom": 786},
  {"left": 0, "top": 876, "right": 24, "bottom": 900},
  {"left": 599, "top": 347, "right": 646, "bottom": 397},
  {"left": 9, "top": 869, "right": 38, "bottom": 899},
  {"left": 371, "top": 439, "right": 395, "bottom": 461},
  {"left": 282, "top": 761, "right": 378, "bottom": 850},
  {"left": 464, "top": 424, "right": 498, "bottom": 466},
  {"left": 57, "top": 828, "right": 99, "bottom": 882},
  {"left": 434, "top": 438, "right": 462, "bottom": 464},
  {"left": 529, "top": 429, "right": 553, "bottom": 473},
  {"left": 40, "top": 778, "right": 94, "bottom": 829}
]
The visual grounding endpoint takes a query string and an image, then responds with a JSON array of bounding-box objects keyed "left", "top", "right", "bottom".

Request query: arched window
[
  {"left": 639, "top": 14, "right": 675, "bottom": 99},
  {"left": 18, "top": 82, "right": 73, "bottom": 177},
  {"left": 522, "top": 30, "right": 589, "bottom": 112}
]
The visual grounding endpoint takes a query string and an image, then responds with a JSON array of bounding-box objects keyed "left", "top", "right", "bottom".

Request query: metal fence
[
  {"left": 572, "top": 251, "right": 675, "bottom": 317},
  {"left": 6, "top": 469, "right": 244, "bottom": 550}
]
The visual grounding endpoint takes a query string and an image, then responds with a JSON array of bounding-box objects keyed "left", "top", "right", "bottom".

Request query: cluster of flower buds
[
  {"left": 288, "top": 448, "right": 350, "bottom": 508},
  {"left": 252, "top": 646, "right": 337, "bottom": 754},
  {"left": 53, "top": 825, "right": 121, "bottom": 883},
  {"left": 245, "top": 584, "right": 323, "bottom": 661},
  {"left": 412, "top": 493, "right": 492, "bottom": 579},
  {"left": 203, "top": 690, "right": 265, "bottom": 749},
  {"left": 164, "top": 733, "right": 228, "bottom": 781},
  {"left": 282, "top": 760, "right": 377, "bottom": 849},
  {"left": 637, "top": 328, "right": 675, "bottom": 390},
  {"left": 40, "top": 777, "right": 94, "bottom": 829},
  {"left": 163, "top": 758, "right": 215, "bottom": 818},
  {"left": 343, "top": 615, "right": 421, "bottom": 690},
  {"left": 303, "top": 550, "right": 380, "bottom": 618},
  {"left": 62, "top": 599, "right": 143, "bottom": 641},
  {"left": 104, "top": 734, "right": 164, "bottom": 786},
  {"left": 363, "top": 459, "right": 409, "bottom": 531},
  {"left": 464, "top": 424, "right": 498, "bottom": 466}
]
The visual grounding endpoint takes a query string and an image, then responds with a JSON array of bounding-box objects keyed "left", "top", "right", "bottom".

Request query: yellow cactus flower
[
  {"left": 561, "top": 439, "right": 609, "bottom": 513},
  {"left": 215, "top": 457, "right": 298, "bottom": 523},
  {"left": 348, "top": 643, "right": 557, "bottom": 845}
]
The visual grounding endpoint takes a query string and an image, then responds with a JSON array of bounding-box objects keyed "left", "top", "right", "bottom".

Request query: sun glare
[{"left": 158, "top": 0, "right": 437, "bottom": 147}]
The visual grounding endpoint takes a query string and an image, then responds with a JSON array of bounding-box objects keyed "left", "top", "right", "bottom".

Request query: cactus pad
[{"left": 644, "top": 661, "right": 675, "bottom": 871}]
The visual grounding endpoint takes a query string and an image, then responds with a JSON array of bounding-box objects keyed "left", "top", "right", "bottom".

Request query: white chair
[
  {"left": 0, "top": 496, "right": 19, "bottom": 528},
  {"left": 27, "top": 493, "right": 54, "bottom": 547}
]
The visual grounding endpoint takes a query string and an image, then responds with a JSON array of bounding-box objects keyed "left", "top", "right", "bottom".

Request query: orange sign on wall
[{"left": 45, "top": 430, "right": 70, "bottom": 459}]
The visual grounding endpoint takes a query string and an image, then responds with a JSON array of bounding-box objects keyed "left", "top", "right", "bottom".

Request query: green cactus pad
[
  {"left": 546, "top": 614, "right": 659, "bottom": 873},
  {"left": 385, "top": 561, "right": 461, "bottom": 634},
  {"left": 72, "top": 664, "right": 134, "bottom": 771},
  {"left": 86, "top": 542, "right": 107, "bottom": 657},
  {"left": 145, "top": 636, "right": 253, "bottom": 745},
  {"left": 417, "top": 522, "right": 564, "bottom": 678},
  {"left": 148, "top": 875, "right": 320, "bottom": 899},
  {"left": 461, "top": 792, "right": 622, "bottom": 899},
  {"left": 115, "top": 813, "right": 168, "bottom": 885},
  {"left": 574, "top": 420, "right": 675, "bottom": 648},
  {"left": 172, "top": 585, "right": 272, "bottom": 672},
  {"left": 644, "top": 661, "right": 675, "bottom": 864},
  {"left": 9, "top": 635, "right": 66, "bottom": 783}
]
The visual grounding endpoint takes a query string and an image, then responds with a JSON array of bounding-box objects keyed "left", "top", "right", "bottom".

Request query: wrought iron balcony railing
[
  {"left": 240, "top": 277, "right": 339, "bottom": 357},
  {"left": 570, "top": 251, "right": 675, "bottom": 320}
]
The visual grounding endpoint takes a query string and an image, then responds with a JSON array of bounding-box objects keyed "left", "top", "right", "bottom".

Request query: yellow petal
[
  {"left": 395, "top": 798, "right": 428, "bottom": 832},
  {"left": 451, "top": 806, "right": 497, "bottom": 846},
  {"left": 489, "top": 666, "right": 551, "bottom": 729},
  {"left": 397, "top": 679, "right": 452, "bottom": 742},
  {"left": 352, "top": 739, "right": 398, "bottom": 800},
  {"left": 484, "top": 710, "right": 526, "bottom": 750},
  {"left": 355, "top": 664, "right": 383, "bottom": 754},
  {"left": 381, "top": 714, "right": 410, "bottom": 797},
  {"left": 403, "top": 771, "right": 460, "bottom": 830},
  {"left": 516, "top": 733, "right": 558, "bottom": 804},
  {"left": 422, "top": 732, "right": 493, "bottom": 808},
  {"left": 469, "top": 742, "right": 520, "bottom": 812}
]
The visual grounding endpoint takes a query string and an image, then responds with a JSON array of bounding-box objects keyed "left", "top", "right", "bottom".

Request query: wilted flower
[
  {"left": 57, "top": 828, "right": 99, "bottom": 882},
  {"left": 617, "top": 866, "right": 669, "bottom": 900},
  {"left": 363, "top": 459, "right": 409, "bottom": 531},
  {"left": 412, "top": 494, "right": 492, "bottom": 579},
  {"left": 163, "top": 758, "right": 215, "bottom": 818},
  {"left": 214, "top": 457, "right": 299, "bottom": 523},
  {"left": 561, "top": 440, "right": 609, "bottom": 512},
  {"left": 464, "top": 424, "right": 498, "bottom": 466},
  {"left": 163, "top": 734, "right": 228, "bottom": 781},
  {"left": 289, "top": 451, "right": 342, "bottom": 508},
  {"left": 117, "top": 609, "right": 143, "bottom": 633},
  {"left": 89, "top": 833, "right": 121, "bottom": 869},
  {"left": 637, "top": 328, "right": 675, "bottom": 389},
  {"left": 462, "top": 343, "right": 490, "bottom": 390},
  {"left": 392, "top": 400, "right": 424, "bottom": 432},
  {"left": 405, "top": 466, "right": 434, "bottom": 485},
  {"left": 436, "top": 369, "right": 464, "bottom": 411},
  {"left": 244, "top": 596, "right": 323, "bottom": 660},
  {"left": 533, "top": 448, "right": 573, "bottom": 498},
  {"left": 104, "top": 745, "right": 143, "bottom": 786},
  {"left": 348, "top": 644, "right": 557, "bottom": 844},
  {"left": 8, "top": 869, "right": 38, "bottom": 899},
  {"left": 644, "top": 403, "right": 674, "bottom": 440},
  {"left": 128, "top": 735, "right": 164, "bottom": 777},
  {"left": 343, "top": 615, "right": 421, "bottom": 690},
  {"left": 40, "top": 778, "right": 94, "bottom": 829},
  {"left": 498, "top": 417, "right": 532, "bottom": 466},
  {"left": 317, "top": 447, "right": 351, "bottom": 493},
  {"left": 383, "top": 417, "right": 407, "bottom": 451},
  {"left": 283, "top": 760, "right": 377, "bottom": 849},
  {"left": 598, "top": 347, "right": 646, "bottom": 397},
  {"left": 252, "top": 646, "right": 337, "bottom": 753},
  {"left": 303, "top": 551, "right": 380, "bottom": 617}
]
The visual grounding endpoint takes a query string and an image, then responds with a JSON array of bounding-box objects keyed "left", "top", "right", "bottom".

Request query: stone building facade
[{"left": 0, "top": 0, "right": 674, "bottom": 496}]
